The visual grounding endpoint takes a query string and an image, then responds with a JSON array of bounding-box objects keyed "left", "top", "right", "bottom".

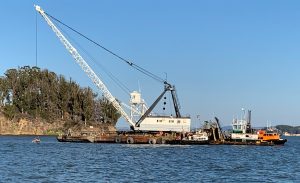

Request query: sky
[{"left": 1, "top": 1, "right": 300, "bottom": 128}]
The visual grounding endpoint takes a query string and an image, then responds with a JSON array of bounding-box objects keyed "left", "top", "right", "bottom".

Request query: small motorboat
[{"left": 32, "top": 137, "right": 41, "bottom": 144}]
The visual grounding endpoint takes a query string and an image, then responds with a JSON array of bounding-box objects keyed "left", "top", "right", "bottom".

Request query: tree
[
  {"left": 81, "top": 87, "right": 95, "bottom": 123},
  {"left": 0, "top": 66, "right": 121, "bottom": 127},
  {"left": 0, "top": 76, "right": 7, "bottom": 107}
]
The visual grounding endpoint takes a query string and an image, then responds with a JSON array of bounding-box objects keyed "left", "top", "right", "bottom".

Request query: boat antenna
[{"left": 138, "top": 80, "right": 141, "bottom": 93}]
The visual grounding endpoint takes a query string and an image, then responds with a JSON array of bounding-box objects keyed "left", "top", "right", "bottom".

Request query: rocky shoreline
[
  {"left": 0, "top": 115, "right": 63, "bottom": 135},
  {"left": 0, "top": 114, "right": 116, "bottom": 136}
]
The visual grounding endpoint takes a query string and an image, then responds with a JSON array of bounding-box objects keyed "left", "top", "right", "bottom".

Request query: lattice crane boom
[{"left": 34, "top": 5, "right": 136, "bottom": 128}]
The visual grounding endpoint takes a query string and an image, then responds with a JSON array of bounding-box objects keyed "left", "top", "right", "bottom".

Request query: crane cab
[{"left": 135, "top": 116, "right": 191, "bottom": 132}]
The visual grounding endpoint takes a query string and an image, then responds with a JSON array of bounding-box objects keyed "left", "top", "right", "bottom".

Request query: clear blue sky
[{"left": 1, "top": 1, "right": 300, "bottom": 127}]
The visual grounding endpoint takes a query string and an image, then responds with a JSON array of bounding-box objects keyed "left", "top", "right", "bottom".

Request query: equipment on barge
[
  {"left": 34, "top": 5, "right": 286, "bottom": 146},
  {"left": 166, "top": 129, "right": 209, "bottom": 145},
  {"left": 35, "top": 5, "right": 191, "bottom": 143}
]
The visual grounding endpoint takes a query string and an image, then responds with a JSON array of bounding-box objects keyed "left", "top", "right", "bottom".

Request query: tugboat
[
  {"left": 231, "top": 109, "right": 258, "bottom": 143},
  {"left": 257, "top": 129, "right": 287, "bottom": 145},
  {"left": 230, "top": 109, "right": 287, "bottom": 145}
]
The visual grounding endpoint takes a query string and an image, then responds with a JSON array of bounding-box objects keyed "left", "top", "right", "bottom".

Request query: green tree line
[
  {"left": 0, "top": 66, "right": 120, "bottom": 125},
  {"left": 276, "top": 125, "right": 300, "bottom": 134}
]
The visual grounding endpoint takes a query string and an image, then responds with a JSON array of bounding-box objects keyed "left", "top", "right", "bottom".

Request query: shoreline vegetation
[
  {"left": 276, "top": 125, "right": 300, "bottom": 135},
  {"left": 0, "top": 66, "right": 119, "bottom": 135},
  {"left": 0, "top": 66, "right": 299, "bottom": 136}
]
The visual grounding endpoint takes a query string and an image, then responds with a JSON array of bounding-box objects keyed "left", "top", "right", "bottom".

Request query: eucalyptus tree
[
  {"left": 1, "top": 66, "right": 121, "bottom": 126},
  {"left": 0, "top": 76, "right": 6, "bottom": 107},
  {"left": 81, "top": 87, "right": 95, "bottom": 123}
]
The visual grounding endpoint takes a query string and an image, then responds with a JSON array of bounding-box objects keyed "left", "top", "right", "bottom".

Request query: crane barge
[
  {"left": 35, "top": 5, "right": 192, "bottom": 144},
  {"left": 34, "top": 5, "right": 286, "bottom": 146}
]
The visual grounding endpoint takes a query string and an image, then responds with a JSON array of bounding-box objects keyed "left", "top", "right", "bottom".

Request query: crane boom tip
[{"left": 34, "top": 4, "right": 43, "bottom": 13}]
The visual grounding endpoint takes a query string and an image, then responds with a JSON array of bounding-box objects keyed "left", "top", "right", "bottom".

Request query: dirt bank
[{"left": 0, "top": 113, "right": 116, "bottom": 135}]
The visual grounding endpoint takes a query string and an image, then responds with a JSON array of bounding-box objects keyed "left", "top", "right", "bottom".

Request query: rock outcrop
[
  {"left": 0, "top": 113, "right": 116, "bottom": 136},
  {"left": 0, "top": 115, "right": 63, "bottom": 135}
]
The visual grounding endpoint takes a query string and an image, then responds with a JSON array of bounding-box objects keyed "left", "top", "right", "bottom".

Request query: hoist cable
[
  {"left": 45, "top": 12, "right": 165, "bottom": 84},
  {"left": 56, "top": 23, "right": 131, "bottom": 95},
  {"left": 35, "top": 10, "right": 38, "bottom": 67}
]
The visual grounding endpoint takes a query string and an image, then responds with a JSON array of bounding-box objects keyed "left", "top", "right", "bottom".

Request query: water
[{"left": 0, "top": 136, "right": 299, "bottom": 183}]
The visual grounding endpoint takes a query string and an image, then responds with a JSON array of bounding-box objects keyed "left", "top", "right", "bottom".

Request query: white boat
[
  {"left": 170, "top": 129, "right": 209, "bottom": 145},
  {"left": 32, "top": 137, "right": 41, "bottom": 143},
  {"left": 231, "top": 109, "right": 258, "bottom": 142},
  {"left": 188, "top": 130, "right": 209, "bottom": 141}
]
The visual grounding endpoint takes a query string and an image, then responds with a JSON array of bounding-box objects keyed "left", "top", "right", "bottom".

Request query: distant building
[{"left": 283, "top": 132, "right": 300, "bottom": 136}]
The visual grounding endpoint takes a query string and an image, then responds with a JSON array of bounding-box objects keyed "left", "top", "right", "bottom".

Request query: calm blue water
[{"left": 0, "top": 136, "right": 299, "bottom": 183}]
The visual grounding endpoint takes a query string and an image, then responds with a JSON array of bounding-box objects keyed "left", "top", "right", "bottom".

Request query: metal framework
[{"left": 35, "top": 5, "right": 136, "bottom": 127}]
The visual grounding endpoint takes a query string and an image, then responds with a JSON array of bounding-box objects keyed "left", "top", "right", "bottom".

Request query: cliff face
[
  {"left": 0, "top": 115, "right": 63, "bottom": 135},
  {"left": 0, "top": 113, "right": 117, "bottom": 136}
]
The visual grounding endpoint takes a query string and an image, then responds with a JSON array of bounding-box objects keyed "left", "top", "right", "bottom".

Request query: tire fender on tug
[
  {"left": 156, "top": 138, "right": 166, "bottom": 144},
  {"left": 115, "top": 136, "right": 122, "bottom": 143},
  {"left": 148, "top": 138, "right": 157, "bottom": 144},
  {"left": 126, "top": 137, "right": 134, "bottom": 144}
]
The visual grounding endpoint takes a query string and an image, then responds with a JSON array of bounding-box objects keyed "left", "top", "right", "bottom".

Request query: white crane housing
[{"left": 35, "top": 5, "right": 191, "bottom": 132}]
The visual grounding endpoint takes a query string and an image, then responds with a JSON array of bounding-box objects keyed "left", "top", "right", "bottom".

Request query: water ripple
[{"left": 0, "top": 136, "right": 299, "bottom": 182}]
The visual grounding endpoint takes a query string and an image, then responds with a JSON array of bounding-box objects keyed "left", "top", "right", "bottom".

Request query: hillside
[
  {"left": 276, "top": 125, "right": 300, "bottom": 134},
  {"left": 0, "top": 66, "right": 119, "bottom": 135},
  {"left": 0, "top": 112, "right": 62, "bottom": 135}
]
